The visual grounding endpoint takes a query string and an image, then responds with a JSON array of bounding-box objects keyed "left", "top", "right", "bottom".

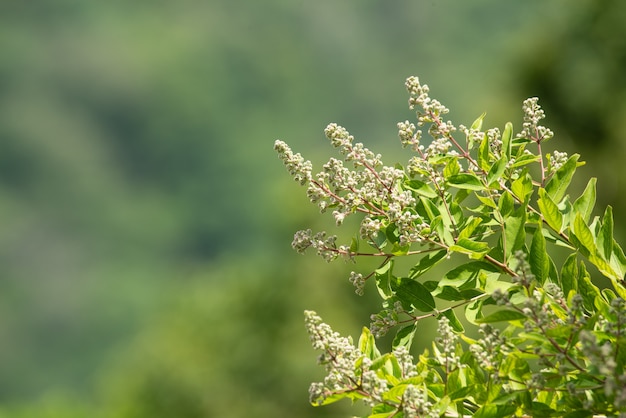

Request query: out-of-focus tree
[{"left": 513, "top": 0, "right": 626, "bottom": 219}]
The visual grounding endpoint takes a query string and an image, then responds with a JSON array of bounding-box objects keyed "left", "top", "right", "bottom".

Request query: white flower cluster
[
  {"left": 518, "top": 97, "right": 554, "bottom": 142},
  {"left": 393, "top": 346, "right": 418, "bottom": 379},
  {"left": 549, "top": 150, "right": 569, "bottom": 171},
  {"left": 273, "top": 140, "right": 312, "bottom": 185},
  {"left": 435, "top": 316, "right": 460, "bottom": 369},
  {"left": 370, "top": 301, "right": 404, "bottom": 338},
  {"left": 405, "top": 76, "right": 449, "bottom": 123},
  {"left": 304, "top": 311, "right": 388, "bottom": 407},
  {"left": 291, "top": 229, "right": 339, "bottom": 262},
  {"left": 470, "top": 324, "right": 508, "bottom": 374},
  {"left": 402, "top": 384, "right": 437, "bottom": 418}
]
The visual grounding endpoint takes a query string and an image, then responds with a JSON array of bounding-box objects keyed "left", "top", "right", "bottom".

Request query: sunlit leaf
[
  {"left": 511, "top": 170, "right": 533, "bottom": 203},
  {"left": 502, "top": 122, "right": 513, "bottom": 161},
  {"left": 486, "top": 157, "right": 507, "bottom": 187},
  {"left": 409, "top": 250, "right": 448, "bottom": 279},
  {"left": 446, "top": 173, "right": 484, "bottom": 190},
  {"left": 404, "top": 179, "right": 438, "bottom": 198},
  {"left": 392, "top": 323, "right": 417, "bottom": 350},
  {"left": 545, "top": 153, "right": 580, "bottom": 202},
  {"left": 393, "top": 277, "right": 436, "bottom": 312},
  {"left": 530, "top": 227, "right": 549, "bottom": 284},
  {"left": 475, "top": 309, "right": 527, "bottom": 323},
  {"left": 449, "top": 237, "right": 490, "bottom": 259},
  {"left": 537, "top": 188, "right": 563, "bottom": 232},
  {"left": 572, "top": 177, "right": 596, "bottom": 223}
]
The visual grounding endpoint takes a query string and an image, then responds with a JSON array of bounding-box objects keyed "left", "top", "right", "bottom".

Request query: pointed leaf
[
  {"left": 392, "top": 323, "right": 417, "bottom": 350},
  {"left": 449, "top": 237, "right": 490, "bottom": 259},
  {"left": 573, "top": 177, "right": 596, "bottom": 223},
  {"left": 375, "top": 260, "right": 394, "bottom": 299},
  {"left": 443, "top": 158, "right": 461, "bottom": 179},
  {"left": 440, "top": 309, "right": 464, "bottom": 332},
  {"left": 597, "top": 206, "right": 614, "bottom": 260},
  {"left": 475, "top": 309, "right": 527, "bottom": 324},
  {"left": 511, "top": 171, "right": 534, "bottom": 203},
  {"left": 446, "top": 173, "right": 484, "bottom": 191},
  {"left": 560, "top": 254, "right": 579, "bottom": 295},
  {"left": 498, "top": 190, "right": 514, "bottom": 218},
  {"left": 439, "top": 261, "right": 500, "bottom": 290},
  {"left": 572, "top": 213, "right": 597, "bottom": 256},
  {"left": 502, "top": 122, "right": 513, "bottom": 161},
  {"left": 409, "top": 250, "right": 448, "bottom": 279},
  {"left": 538, "top": 188, "right": 563, "bottom": 232},
  {"left": 478, "top": 133, "right": 491, "bottom": 171},
  {"left": 486, "top": 157, "right": 507, "bottom": 187},
  {"left": 404, "top": 179, "right": 438, "bottom": 198},
  {"left": 530, "top": 227, "right": 550, "bottom": 284},
  {"left": 545, "top": 153, "right": 580, "bottom": 202},
  {"left": 503, "top": 205, "right": 526, "bottom": 261},
  {"left": 394, "top": 278, "right": 436, "bottom": 312}
]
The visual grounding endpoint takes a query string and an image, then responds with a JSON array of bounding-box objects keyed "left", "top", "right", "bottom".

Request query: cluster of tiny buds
[
  {"left": 548, "top": 150, "right": 569, "bottom": 171},
  {"left": 304, "top": 310, "right": 360, "bottom": 405},
  {"left": 404, "top": 76, "right": 450, "bottom": 123},
  {"left": 517, "top": 97, "right": 554, "bottom": 142},
  {"left": 393, "top": 346, "right": 418, "bottom": 379},
  {"left": 291, "top": 229, "right": 339, "bottom": 262},
  {"left": 274, "top": 140, "right": 312, "bottom": 185},
  {"left": 435, "top": 316, "right": 461, "bottom": 369},
  {"left": 402, "top": 384, "right": 437, "bottom": 418},
  {"left": 348, "top": 271, "right": 365, "bottom": 296},
  {"left": 370, "top": 301, "right": 404, "bottom": 338},
  {"left": 397, "top": 120, "right": 422, "bottom": 151},
  {"left": 470, "top": 324, "right": 508, "bottom": 373},
  {"left": 511, "top": 250, "right": 536, "bottom": 287}
]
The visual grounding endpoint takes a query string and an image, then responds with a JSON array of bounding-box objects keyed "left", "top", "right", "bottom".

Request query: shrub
[{"left": 275, "top": 76, "right": 626, "bottom": 417}]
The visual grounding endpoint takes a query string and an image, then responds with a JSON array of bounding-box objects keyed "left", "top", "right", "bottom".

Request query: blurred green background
[{"left": 0, "top": 1, "right": 624, "bottom": 416}]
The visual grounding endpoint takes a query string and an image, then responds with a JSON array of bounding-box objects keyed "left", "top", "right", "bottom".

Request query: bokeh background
[{"left": 0, "top": 1, "right": 625, "bottom": 417}]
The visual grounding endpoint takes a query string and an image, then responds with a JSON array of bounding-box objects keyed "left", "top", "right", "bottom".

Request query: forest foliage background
[{"left": 0, "top": 1, "right": 625, "bottom": 417}]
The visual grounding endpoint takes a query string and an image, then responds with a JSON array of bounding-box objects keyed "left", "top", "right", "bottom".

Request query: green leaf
[
  {"left": 443, "top": 157, "right": 461, "bottom": 179},
  {"left": 475, "top": 309, "right": 527, "bottom": 323},
  {"left": 349, "top": 236, "right": 359, "bottom": 253},
  {"left": 503, "top": 206, "right": 526, "bottom": 261},
  {"left": 465, "top": 299, "right": 485, "bottom": 324},
  {"left": 572, "top": 177, "right": 596, "bottom": 223},
  {"left": 471, "top": 111, "right": 486, "bottom": 131},
  {"left": 498, "top": 191, "right": 514, "bottom": 218},
  {"left": 375, "top": 260, "right": 394, "bottom": 299},
  {"left": 478, "top": 133, "right": 491, "bottom": 171},
  {"left": 561, "top": 254, "right": 578, "bottom": 294},
  {"left": 439, "top": 261, "right": 500, "bottom": 290},
  {"left": 440, "top": 309, "right": 464, "bottom": 332},
  {"left": 392, "top": 323, "right": 417, "bottom": 349},
  {"left": 393, "top": 278, "right": 436, "bottom": 312},
  {"left": 449, "top": 237, "right": 490, "bottom": 259},
  {"left": 404, "top": 179, "right": 438, "bottom": 198},
  {"left": 578, "top": 262, "right": 600, "bottom": 312},
  {"left": 502, "top": 122, "right": 513, "bottom": 161},
  {"left": 537, "top": 188, "right": 563, "bottom": 232},
  {"left": 446, "top": 173, "right": 484, "bottom": 191},
  {"left": 597, "top": 206, "right": 614, "bottom": 260},
  {"left": 511, "top": 171, "right": 534, "bottom": 203},
  {"left": 572, "top": 213, "right": 596, "bottom": 256},
  {"left": 530, "top": 227, "right": 550, "bottom": 284},
  {"left": 409, "top": 250, "right": 448, "bottom": 279},
  {"left": 486, "top": 157, "right": 507, "bottom": 187},
  {"left": 458, "top": 217, "right": 484, "bottom": 240},
  {"left": 358, "top": 327, "right": 380, "bottom": 359},
  {"left": 510, "top": 153, "right": 540, "bottom": 168},
  {"left": 545, "top": 153, "right": 580, "bottom": 202}
]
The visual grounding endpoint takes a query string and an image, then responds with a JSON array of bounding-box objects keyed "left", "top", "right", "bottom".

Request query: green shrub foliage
[{"left": 275, "top": 76, "right": 626, "bottom": 417}]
